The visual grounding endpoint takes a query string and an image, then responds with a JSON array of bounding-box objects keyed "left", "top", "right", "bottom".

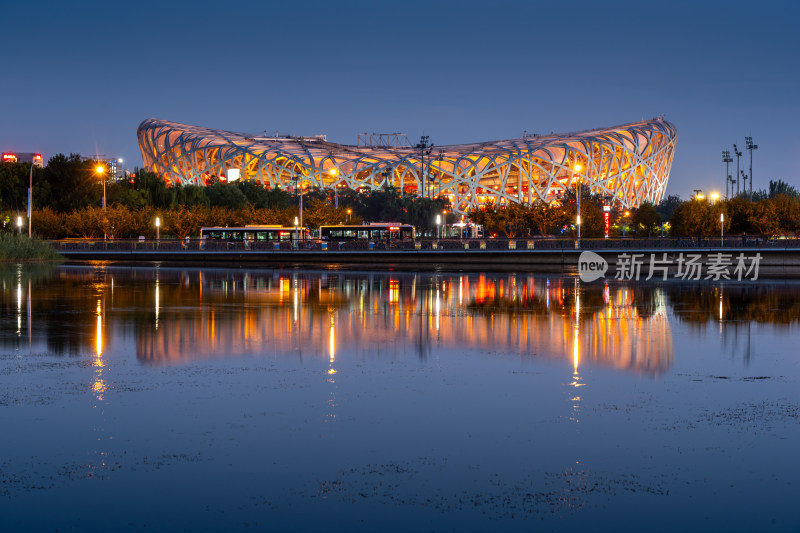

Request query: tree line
[
  {"left": 1, "top": 155, "right": 451, "bottom": 237},
  {"left": 470, "top": 181, "right": 800, "bottom": 238},
  {"left": 2, "top": 155, "right": 798, "bottom": 238}
]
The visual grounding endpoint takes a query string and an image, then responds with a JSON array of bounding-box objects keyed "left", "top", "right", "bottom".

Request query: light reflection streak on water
[
  {"left": 155, "top": 277, "right": 160, "bottom": 330},
  {"left": 327, "top": 313, "right": 337, "bottom": 422},
  {"left": 27, "top": 280, "right": 32, "bottom": 348},
  {"left": 436, "top": 288, "right": 440, "bottom": 333},
  {"left": 94, "top": 299, "right": 106, "bottom": 401},
  {"left": 17, "top": 282, "right": 22, "bottom": 335},
  {"left": 570, "top": 280, "right": 584, "bottom": 423}
]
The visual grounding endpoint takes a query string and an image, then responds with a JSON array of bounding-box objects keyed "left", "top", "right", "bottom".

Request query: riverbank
[{"left": 56, "top": 245, "right": 800, "bottom": 278}]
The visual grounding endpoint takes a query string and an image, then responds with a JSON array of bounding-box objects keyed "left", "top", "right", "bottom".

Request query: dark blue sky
[{"left": 2, "top": 0, "right": 798, "bottom": 198}]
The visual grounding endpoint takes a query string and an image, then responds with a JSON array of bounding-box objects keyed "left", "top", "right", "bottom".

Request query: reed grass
[{"left": 0, "top": 233, "right": 62, "bottom": 261}]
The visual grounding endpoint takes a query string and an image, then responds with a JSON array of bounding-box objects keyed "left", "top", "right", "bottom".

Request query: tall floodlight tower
[
  {"left": 741, "top": 170, "right": 748, "bottom": 197},
  {"left": 722, "top": 150, "right": 733, "bottom": 199},
  {"left": 733, "top": 144, "right": 743, "bottom": 196},
  {"left": 415, "top": 135, "right": 433, "bottom": 198},
  {"left": 745, "top": 136, "right": 758, "bottom": 197}
]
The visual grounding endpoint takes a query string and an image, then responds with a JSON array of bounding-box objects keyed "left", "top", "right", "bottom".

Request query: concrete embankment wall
[{"left": 58, "top": 247, "right": 800, "bottom": 277}]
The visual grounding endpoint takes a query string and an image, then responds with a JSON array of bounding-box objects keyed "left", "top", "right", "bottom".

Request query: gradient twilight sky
[{"left": 2, "top": 0, "right": 798, "bottom": 198}]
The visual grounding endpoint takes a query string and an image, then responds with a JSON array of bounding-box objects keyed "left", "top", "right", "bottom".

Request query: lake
[{"left": 1, "top": 264, "right": 798, "bottom": 531}]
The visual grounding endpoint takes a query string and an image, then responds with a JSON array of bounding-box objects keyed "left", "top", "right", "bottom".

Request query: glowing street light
[
  {"left": 95, "top": 164, "right": 107, "bottom": 216},
  {"left": 721, "top": 212, "right": 724, "bottom": 246},
  {"left": 17, "top": 216, "right": 22, "bottom": 235},
  {"left": 710, "top": 192, "right": 719, "bottom": 203},
  {"left": 346, "top": 208, "right": 352, "bottom": 222},
  {"left": 574, "top": 162, "right": 583, "bottom": 248},
  {"left": 155, "top": 216, "right": 160, "bottom": 241},
  {"left": 436, "top": 213, "right": 442, "bottom": 239}
]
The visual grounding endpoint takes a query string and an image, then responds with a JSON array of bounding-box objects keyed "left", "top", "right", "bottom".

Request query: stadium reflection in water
[
  {"left": 5, "top": 266, "right": 679, "bottom": 374},
  {"left": 132, "top": 270, "right": 675, "bottom": 374},
  {"left": 6, "top": 266, "right": 800, "bottom": 378}
]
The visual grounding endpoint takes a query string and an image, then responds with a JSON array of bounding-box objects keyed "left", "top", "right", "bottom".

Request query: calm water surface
[{"left": 1, "top": 264, "right": 798, "bottom": 532}]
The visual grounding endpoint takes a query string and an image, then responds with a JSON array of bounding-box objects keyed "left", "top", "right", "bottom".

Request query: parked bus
[
  {"left": 200, "top": 225, "right": 305, "bottom": 242},
  {"left": 319, "top": 223, "right": 415, "bottom": 241}
]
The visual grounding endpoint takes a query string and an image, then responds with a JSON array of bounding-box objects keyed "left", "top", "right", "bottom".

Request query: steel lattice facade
[{"left": 137, "top": 117, "right": 677, "bottom": 215}]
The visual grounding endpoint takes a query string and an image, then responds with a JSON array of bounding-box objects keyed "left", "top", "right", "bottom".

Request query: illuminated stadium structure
[{"left": 138, "top": 117, "right": 677, "bottom": 215}]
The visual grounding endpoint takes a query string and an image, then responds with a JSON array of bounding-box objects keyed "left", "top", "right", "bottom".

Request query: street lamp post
[
  {"left": 720, "top": 212, "right": 724, "bottom": 246},
  {"left": 96, "top": 165, "right": 107, "bottom": 239},
  {"left": 346, "top": 209, "right": 352, "bottom": 222},
  {"left": 17, "top": 216, "right": 22, "bottom": 235},
  {"left": 574, "top": 163, "right": 583, "bottom": 248},
  {"left": 155, "top": 216, "right": 160, "bottom": 242},
  {"left": 436, "top": 214, "right": 441, "bottom": 240},
  {"left": 96, "top": 165, "right": 106, "bottom": 209},
  {"left": 296, "top": 173, "right": 308, "bottom": 241}
]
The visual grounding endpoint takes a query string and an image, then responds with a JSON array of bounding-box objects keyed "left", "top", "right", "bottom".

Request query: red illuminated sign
[
  {"left": 604, "top": 211, "right": 610, "bottom": 238},
  {"left": 34, "top": 154, "right": 42, "bottom": 160},
  {"left": 2, "top": 153, "right": 17, "bottom": 162}
]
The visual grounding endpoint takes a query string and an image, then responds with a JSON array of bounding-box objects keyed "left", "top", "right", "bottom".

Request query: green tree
[
  {"left": 173, "top": 185, "right": 209, "bottom": 207},
  {"left": 41, "top": 154, "right": 101, "bottom": 212},
  {"left": 237, "top": 181, "right": 290, "bottom": 208},
  {"left": 631, "top": 203, "right": 661, "bottom": 236},
  {"left": 132, "top": 169, "right": 173, "bottom": 208},
  {"left": 206, "top": 184, "right": 248, "bottom": 209},
  {"left": 656, "top": 194, "right": 681, "bottom": 222},
  {"left": 404, "top": 196, "right": 450, "bottom": 232},
  {"left": 768, "top": 180, "right": 799, "bottom": 199}
]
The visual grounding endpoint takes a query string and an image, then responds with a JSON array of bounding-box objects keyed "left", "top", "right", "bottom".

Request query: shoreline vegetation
[
  {"left": 1, "top": 156, "right": 799, "bottom": 241},
  {"left": 0, "top": 233, "right": 62, "bottom": 262}
]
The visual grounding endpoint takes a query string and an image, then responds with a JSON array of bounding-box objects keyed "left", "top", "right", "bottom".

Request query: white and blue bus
[
  {"left": 319, "top": 223, "right": 415, "bottom": 241},
  {"left": 200, "top": 225, "right": 306, "bottom": 242}
]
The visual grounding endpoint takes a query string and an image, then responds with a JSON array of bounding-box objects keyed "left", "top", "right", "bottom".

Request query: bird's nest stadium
[{"left": 137, "top": 117, "right": 677, "bottom": 215}]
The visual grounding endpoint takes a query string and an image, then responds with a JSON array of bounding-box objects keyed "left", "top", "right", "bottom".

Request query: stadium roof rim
[{"left": 137, "top": 117, "right": 675, "bottom": 153}]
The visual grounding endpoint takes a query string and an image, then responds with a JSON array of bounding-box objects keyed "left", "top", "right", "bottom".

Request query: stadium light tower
[
  {"left": 722, "top": 150, "right": 733, "bottom": 199},
  {"left": 415, "top": 135, "right": 433, "bottom": 198},
  {"left": 732, "top": 144, "right": 742, "bottom": 196},
  {"left": 741, "top": 170, "right": 748, "bottom": 198},
  {"left": 745, "top": 136, "right": 758, "bottom": 197}
]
